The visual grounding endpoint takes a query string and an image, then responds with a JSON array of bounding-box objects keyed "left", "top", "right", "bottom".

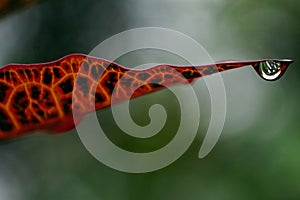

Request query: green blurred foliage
[{"left": 0, "top": 0, "right": 299, "bottom": 200}]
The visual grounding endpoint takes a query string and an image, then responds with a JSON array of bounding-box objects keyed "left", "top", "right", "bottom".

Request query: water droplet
[
  {"left": 258, "top": 60, "right": 282, "bottom": 81},
  {"left": 252, "top": 59, "right": 292, "bottom": 81}
]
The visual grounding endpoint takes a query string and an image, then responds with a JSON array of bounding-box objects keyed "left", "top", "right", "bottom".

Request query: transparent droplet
[{"left": 258, "top": 60, "right": 282, "bottom": 81}]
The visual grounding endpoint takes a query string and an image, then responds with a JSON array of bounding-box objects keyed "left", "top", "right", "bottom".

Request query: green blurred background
[{"left": 0, "top": 0, "right": 299, "bottom": 199}]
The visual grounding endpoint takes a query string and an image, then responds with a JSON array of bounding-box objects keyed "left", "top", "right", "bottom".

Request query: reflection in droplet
[
  {"left": 254, "top": 59, "right": 293, "bottom": 81},
  {"left": 258, "top": 60, "right": 282, "bottom": 81}
]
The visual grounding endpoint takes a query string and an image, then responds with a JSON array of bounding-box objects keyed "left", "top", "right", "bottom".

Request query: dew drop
[{"left": 258, "top": 60, "right": 282, "bottom": 81}]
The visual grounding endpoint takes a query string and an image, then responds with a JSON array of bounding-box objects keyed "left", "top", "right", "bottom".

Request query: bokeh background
[{"left": 0, "top": 0, "right": 299, "bottom": 199}]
